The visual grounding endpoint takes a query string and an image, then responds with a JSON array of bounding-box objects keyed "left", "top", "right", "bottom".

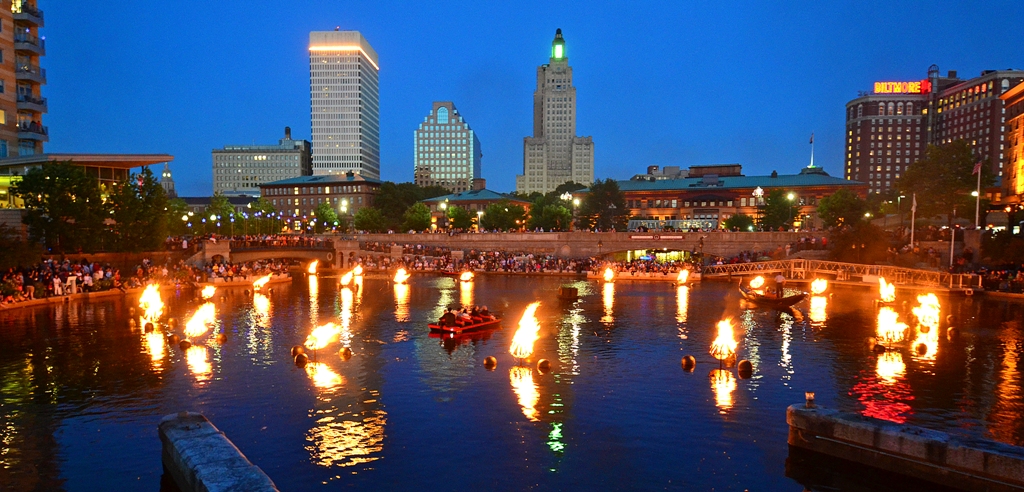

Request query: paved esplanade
[{"left": 198, "top": 231, "right": 818, "bottom": 269}]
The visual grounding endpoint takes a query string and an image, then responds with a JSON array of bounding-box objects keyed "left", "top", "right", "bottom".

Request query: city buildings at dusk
[
  {"left": 0, "top": 1, "right": 47, "bottom": 158},
  {"left": 413, "top": 101, "right": 482, "bottom": 193},
  {"left": 212, "top": 127, "right": 312, "bottom": 197}
]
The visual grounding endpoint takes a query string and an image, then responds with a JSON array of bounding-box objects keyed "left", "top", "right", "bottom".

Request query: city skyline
[{"left": 41, "top": 0, "right": 1024, "bottom": 196}]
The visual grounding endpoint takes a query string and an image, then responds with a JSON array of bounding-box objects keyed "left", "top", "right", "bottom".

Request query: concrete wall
[{"left": 159, "top": 412, "right": 278, "bottom": 492}]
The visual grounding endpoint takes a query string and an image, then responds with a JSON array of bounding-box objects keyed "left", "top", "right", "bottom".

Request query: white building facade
[
  {"left": 212, "top": 127, "right": 312, "bottom": 197},
  {"left": 516, "top": 29, "right": 594, "bottom": 195},
  {"left": 413, "top": 102, "right": 482, "bottom": 193},
  {"left": 309, "top": 30, "right": 380, "bottom": 179}
]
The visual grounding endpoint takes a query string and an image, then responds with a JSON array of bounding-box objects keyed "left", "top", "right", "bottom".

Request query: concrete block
[{"left": 159, "top": 412, "right": 278, "bottom": 492}]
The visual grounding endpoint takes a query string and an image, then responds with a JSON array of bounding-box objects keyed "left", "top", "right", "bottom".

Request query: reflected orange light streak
[
  {"left": 305, "top": 410, "right": 386, "bottom": 468},
  {"left": 510, "top": 366, "right": 540, "bottom": 421},
  {"left": 305, "top": 361, "right": 344, "bottom": 389},
  {"left": 809, "top": 296, "right": 827, "bottom": 324},
  {"left": 876, "top": 351, "right": 906, "bottom": 384},
  {"left": 340, "top": 287, "right": 354, "bottom": 347},
  {"left": 510, "top": 302, "right": 542, "bottom": 359},
  {"left": 309, "top": 275, "right": 319, "bottom": 325},
  {"left": 602, "top": 282, "right": 614, "bottom": 324},
  {"left": 710, "top": 369, "right": 736, "bottom": 412},
  {"left": 676, "top": 285, "right": 689, "bottom": 325},
  {"left": 394, "top": 284, "right": 410, "bottom": 322},
  {"left": 186, "top": 345, "right": 212, "bottom": 381},
  {"left": 145, "top": 332, "right": 165, "bottom": 369}
]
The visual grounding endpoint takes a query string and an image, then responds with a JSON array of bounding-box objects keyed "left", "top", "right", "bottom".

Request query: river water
[{"left": 0, "top": 275, "right": 1022, "bottom": 491}]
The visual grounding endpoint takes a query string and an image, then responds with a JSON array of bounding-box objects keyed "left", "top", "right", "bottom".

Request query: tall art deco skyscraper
[
  {"left": 309, "top": 30, "right": 380, "bottom": 178},
  {"left": 516, "top": 29, "right": 594, "bottom": 195}
]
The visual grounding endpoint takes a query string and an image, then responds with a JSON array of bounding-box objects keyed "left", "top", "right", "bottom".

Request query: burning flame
[
  {"left": 677, "top": 269, "right": 690, "bottom": 284},
  {"left": 510, "top": 302, "right": 542, "bottom": 359},
  {"left": 878, "top": 277, "right": 896, "bottom": 303},
  {"left": 139, "top": 284, "right": 164, "bottom": 321},
  {"left": 602, "top": 267, "right": 615, "bottom": 282},
  {"left": 186, "top": 345, "right": 212, "bottom": 381},
  {"left": 876, "top": 307, "right": 908, "bottom": 345},
  {"left": 710, "top": 369, "right": 737, "bottom": 412},
  {"left": 710, "top": 319, "right": 738, "bottom": 360},
  {"left": 201, "top": 285, "right": 217, "bottom": 300},
  {"left": 394, "top": 268, "right": 410, "bottom": 284},
  {"left": 912, "top": 293, "right": 940, "bottom": 330},
  {"left": 811, "top": 278, "right": 828, "bottom": 295},
  {"left": 353, "top": 264, "right": 364, "bottom": 276},
  {"left": 809, "top": 296, "right": 828, "bottom": 324},
  {"left": 307, "top": 260, "right": 319, "bottom": 274},
  {"left": 305, "top": 361, "right": 344, "bottom": 389},
  {"left": 749, "top": 276, "right": 765, "bottom": 289},
  {"left": 460, "top": 271, "right": 474, "bottom": 282},
  {"left": 252, "top": 274, "right": 272, "bottom": 291},
  {"left": 340, "top": 271, "right": 354, "bottom": 286},
  {"left": 876, "top": 351, "right": 906, "bottom": 384},
  {"left": 184, "top": 302, "right": 217, "bottom": 339},
  {"left": 509, "top": 366, "right": 540, "bottom": 421},
  {"left": 305, "top": 322, "right": 341, "bottom": 351}
]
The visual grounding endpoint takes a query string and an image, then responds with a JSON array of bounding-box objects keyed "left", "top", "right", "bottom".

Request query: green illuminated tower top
[{"left": 551, "top": 28, "right": 565, "bottom": 60}]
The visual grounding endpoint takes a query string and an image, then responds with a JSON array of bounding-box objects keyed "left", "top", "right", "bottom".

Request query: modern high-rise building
[
  {"left": 212, "top": 127, "right": 312, "bottom": 196},
  {"left": 516, "top": 29, "right": 594, "bottom": 195},
  {"left": 0, "top": 1, "right": 47, "bottom": 158},
  {"left": 844, "top": 65, "right": 1024, "bottom": 195},
  {"left": 413, "top": 102, "right": 482, "bottom": 193},
  {"left": 309, "top": 30, "right": 380, "bottom": 179}
]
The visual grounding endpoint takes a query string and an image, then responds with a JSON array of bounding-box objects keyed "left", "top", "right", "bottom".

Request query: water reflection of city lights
[
  {"left": 306, "top": 409, "right": 386, "bottom": 468},
  {"left": 460, "top": 280, "right": 473, "bottom": 308},
  {"left": 510, "top": 366, "right": 540, "bottom": 421},
  {"left": 809, "top": 296, "right": 827, "bottom": 324},
  {"left": 186, "top": 345, "right": 212, "bottom": 382},
  {"left": 305, "top": 362, "right": 344, "bottom": 389},
  {"left": 602, "top": 283, "right": 614, "bottom": 324},
  {"left": 876, "top": 351, "right": 906, "bottom": 384},
  {"left": 547, "top": 422, "right": 565, "bottom": 453},
  {"left": 877, "top": 307, "right": 908, "bottom": 345},
  {"left": 990, "top": 329, "right": 1022, "bottom": 442},
  {"left": 676, "top": 285, "right": 689, "bottom": 327},
  {"left": 145, "top": 332, "right": 165, "bottom": 369},
  {"left": 394, "top": 284, "right": 410, "bottom": 322},
  {"left": 709, "top": 369, "right": 736, "bottom": 412},
  {"left": 558, "top": 307, "right": 583, "bottom": 376}
]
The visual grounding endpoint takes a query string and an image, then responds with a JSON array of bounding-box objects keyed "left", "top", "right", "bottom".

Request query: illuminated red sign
[{"left": 873, "top": 80, "right": 931, "bottom": 94}]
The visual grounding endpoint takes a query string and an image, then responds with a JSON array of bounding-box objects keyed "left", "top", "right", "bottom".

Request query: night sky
[{"left": 44, "top": 0, "right": 1023, "bottom": 196}]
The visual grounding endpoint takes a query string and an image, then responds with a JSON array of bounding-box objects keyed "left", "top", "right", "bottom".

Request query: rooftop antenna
[{"left": 808, "top": 132, "right": 816, "bottom": 168}]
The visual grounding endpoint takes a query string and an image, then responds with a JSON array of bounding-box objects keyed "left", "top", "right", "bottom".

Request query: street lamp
[
  {"left": 476, "top": 210, "right": 483, "bottom": 232},
  {"left": 786, "top": 192, "right": 796, "bottom": 230},
  {"left": 752, "top": 187, "right": 764, "bottom": 230},
  {"left": 439, "top": 201, "right": 449, "bottom": 230}
]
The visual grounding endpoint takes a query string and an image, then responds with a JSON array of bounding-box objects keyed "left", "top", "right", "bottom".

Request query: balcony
[
  {"left": 16, "top": 94, "right": 47, "bottom": 113},
  {"left": 15, "top": 63, "right": 45, "bottom": 84},
  {"left": 17, "top": 121, "right": 48, "bottom": 142},
  {"left": 12, "top": 4, "right": 44, "bottom": 27},
  {"left": 14, "top": 33, "right": 45, "bottom": 56}
]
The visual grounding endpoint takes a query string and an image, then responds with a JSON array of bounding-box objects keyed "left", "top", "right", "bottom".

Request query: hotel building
[
  {"left": 309, "top": 30, "right": 380, "bottom": 179},
  {"left": 259, "top": 172, "right": 380, "bottom": 227},
  {"left": 212, "top": 127, "right": 311, "bottom": 196},
  {"left": 516, "top": 29, "right": 594, "bottom": 195},
  {"left": 845, "top": 65, "right": 1024, "bottom": 195},
  {"left": 1002, "top": 81, "right": 1024, "bottom": 207},
  {"left": 413, "top": 102, "right": 482, "bottom": 193},
  {"left": 0, "top": 1, "right": 47, "bottom": 158}
]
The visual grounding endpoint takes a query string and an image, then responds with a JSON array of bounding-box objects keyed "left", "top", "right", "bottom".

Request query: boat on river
[
  {"left": 739, "top": 285, "right": 807, "bottom": 308},
  {"left": 428, "top": 315, "right": 501, "bottom": 334}
]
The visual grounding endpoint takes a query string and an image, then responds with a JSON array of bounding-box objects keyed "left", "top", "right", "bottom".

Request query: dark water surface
[{"left": 1, "top": 275, "right": 1022, "bottom": 491}]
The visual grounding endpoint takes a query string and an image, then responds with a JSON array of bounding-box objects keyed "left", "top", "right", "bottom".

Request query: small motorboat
[
  {"left": 739, "top": 285, "right": 807, "bottom": 308},
  {"left": 428, "top": 315, "right": 501, "bottom": 334}
]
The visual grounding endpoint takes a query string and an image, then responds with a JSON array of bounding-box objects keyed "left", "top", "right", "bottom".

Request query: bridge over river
[
  {"left": 188, "top": 231, "right": 822, "bottom": 269},
  {"left": 702, "top": 258, "right": 982, "bottom": 292}
]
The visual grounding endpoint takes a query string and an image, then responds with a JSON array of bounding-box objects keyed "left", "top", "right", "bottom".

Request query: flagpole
[
  {"left": 975, "top": 165, "right": 981, "bottom": 228},
  {"left": 809, "top": 133, "right": 815, "bottom": 168},
  {"left": 910, "top": 193, "right": 916, "bottom": 246}
]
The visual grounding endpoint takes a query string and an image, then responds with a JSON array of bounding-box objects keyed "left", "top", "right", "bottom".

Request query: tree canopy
[
  {"left": 12, "top": 161, "right": 108, "bottom": 253},
  {"left": 723, "top": 213, "right": 755, "bottom": 232},
  {"left": 576, "top": 179, "right": 629, "bottom": 231},
  {"left": 480, "top": 200, "right": 527, "bottom": 231},
  {"left": 402, "top": 202, "right": 432, "bottom": 231},
  {"left": 447, "top": 205, "right": 474, "bottom": 230},
  {"left": 353, "top": 206, "right": 388, "bottom": 232},
  {"left": 758, "top": 189, "right": 800, "bottom": 231},
  {"left": 313, "top": 201, "right": 339, "bottom": 233},
  {"left": 816, "top": 188, "right": 868, "bottom": 228},
  {"left": 897, "top": 140, "right": 995, "bottom": 226},
  {"left": 108, "top": 167, "right": 169, "bottom": 252}
]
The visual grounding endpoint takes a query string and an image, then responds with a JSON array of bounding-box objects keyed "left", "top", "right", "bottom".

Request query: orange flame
[
  {"left": 878, "top": 277, "right": 896, "bottom": 303},
  {"left": 602, "top": 267, "right": 615, "bottom": 282},
  {"left": 200, "top": 285, "right": 216, "bottom": 300},
  {"left": 749, "top": 276, "right": 765, "bottom": 289},
  {"left": 252, "top": 274, "right": 272, "bottom": 291},
  {"left": 912, "top": 293, "right": 940, "bottom": 330},
  {"left": 305, "top": 322, "right": 341, "bottom": 351},
  {"left": 710, "top": 319, "right": 738, "bottom": 360},
  {"left": 340, "top": 271, "right": 354, "bottom": 286},
  {"left": 394, "top": 268, "right": 410, "bottom": 284},
  {"left": 876, "top": 306, "right": 908, "bottom": 344},
  {"left": 139, "top": 284, "right": 164, "bottom": 321},
  {"left": 460, "top": 271, "right": 474, "bottom": 282},
  {"left": 510, "top": 302, "right": 542, "bottom": 359},
  {"left": 353, "top": 264, "right": 364, "bottom": 276},
  {"left": 509, "top": 366, "right": 540, "bottom": 421},
  {"left": 677, "top": 269, "right": 690, "bottom": 284},
  {"left": 184, "top": 302, "right": 217, "bottom": 339},
  {"left": 810, "top": 278, "right": 828, "bottom": 295},
  {"left": 307, "top": 260, "right": 319, "bottom": 274}
]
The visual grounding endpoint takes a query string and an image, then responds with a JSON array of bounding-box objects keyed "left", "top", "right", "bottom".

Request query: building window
[
  {"left": 878, "top": 103, "right": 885, "bottom": 115},
  {"left": 887, "top": 102, "right": 895, "bottom": 116},
  {"left": 857, "top": 104, "right": 863, "bottom": 118},
  {"left": 906, "top": 102, "right": 913, "bottom": 115},
  {"left": 437, "top": 107, "right": 449, "bottom": 124},
  {"left": 897, "top": 103, "right": 903, "bottom": 115}
]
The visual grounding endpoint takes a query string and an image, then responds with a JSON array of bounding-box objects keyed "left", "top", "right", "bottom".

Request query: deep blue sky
[{"left": 45, "top": 0, "right": 1023, "bottom": 196}]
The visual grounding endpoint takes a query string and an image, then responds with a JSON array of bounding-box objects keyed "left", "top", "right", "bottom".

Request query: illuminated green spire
[{"left": 551, "top": 28, "right": 565, "bottom": 60}]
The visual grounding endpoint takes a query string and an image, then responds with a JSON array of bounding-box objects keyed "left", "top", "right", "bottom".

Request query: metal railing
[
  {"left": 703, "top": 259, "right": 982, "bottom": 289},
  {"left": 14, "top": 33, "right": 44, "bottom": 49},
  {"left": 17, "top": 122, "right": 47, "bottom": 135},
  {"left": 229, "top": 239, "right": 334, "bottom": 252},
  {"left": 12, "top": 3, "right": 44, "bottom": 20},
  {"left": 15, "top": 63, "right": 45, "bottom": 78},
  {"left": 16, "top": 94, "right": 46, "bottom": 107}
]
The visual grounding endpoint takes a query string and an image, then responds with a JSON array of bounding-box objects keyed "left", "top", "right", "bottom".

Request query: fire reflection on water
[
  {"left": 709, "top": 369, "right": 736, "bottom": 413},
  {"left": 990, "top": 326, "right": 1023, "bottom": 443},
  {"left": 305, "top": 362, "right": 344, "bottom": 389},
  {"left": 676, "top": 285, "right": 689, "bottom": 329},
  {"left": 186, "top": 345, "right": 212, "bottom": 382},
  {"left": 601, "top": 283, "right": 614, "bottom": 324},
  {"left": 510, "top": 366, "right": 540, "bottom": 422},
  {"left": 809, "top": 296, "right": 827, "bottom": 325},
  {"left": 306, "top": 409, "right": 386, "bottom": 469},
  {"left": 460, "top": 280, "right": 473, "bottom": 308},
  {"left": 340, "top": 288, "right": 354, "bottom": 348},
  {"left": 308, "top": 275, "right": 319, "bottom": 326},
  {"left": 145, "top": 332, "right": 166, "bottom": 370},
  {"left": 876, "top": 351, "right": 906, "bottom": 384},
  {"left": 394, "top": 284, "right": 410, "bottom": 322}
]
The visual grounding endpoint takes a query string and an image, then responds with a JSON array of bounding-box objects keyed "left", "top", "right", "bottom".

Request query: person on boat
[
  {"left": 457, "top": 309, "right": 473, "bottom": 324},
  {"left": 469, "top": 306, "right": 480, "bottom": 317},
  {"left": 479, "top": 305, "right": 492, "bottom": 319},
  {"left": 439, "top": 309, "right": 457, "bottom": 327},
  {"left": 774, "top": 273, "right": 787, "bottom": 298}
]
